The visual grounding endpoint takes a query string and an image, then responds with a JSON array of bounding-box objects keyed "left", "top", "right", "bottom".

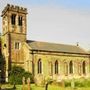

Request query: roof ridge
[
  {"left": 27, "top": 40, "right": 77, "bottom": 47},
  {"left": 27, "top": 40, "right": 88, "bottom": 54}
]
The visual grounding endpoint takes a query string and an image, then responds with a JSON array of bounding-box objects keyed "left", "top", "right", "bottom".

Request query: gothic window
[
  {"left": 18, "top": 16, "right": 22, "bottom": 26},
  {"left": 55, "top": 60, "right": 58, "bottom": 74},
  {"left": 82, "top": 61, "right": 86, "bottom": 74},
  {"left": 15, "top": 42, "right": 20, "bottom": 49},
  {"left": 64, "top": 62, "right": 68, "bottom": 76},
  {"left": 69, "top": 61, "right": 73, "bottom": 74},
  {"left": 38, "top": 59, "right": 42, "bottom": 74},
  {"left": 11, "top": 14, "right": 16, "bottom": 25}
]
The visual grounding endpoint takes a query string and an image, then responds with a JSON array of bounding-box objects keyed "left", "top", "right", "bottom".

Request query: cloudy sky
[{"left": 0, "top": 0, "right": 90, "bottom": 50}]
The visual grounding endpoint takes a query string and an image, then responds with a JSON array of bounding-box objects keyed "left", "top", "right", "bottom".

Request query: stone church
[{"left": 1, "top": 4, "right": 90, "bottom": 83}]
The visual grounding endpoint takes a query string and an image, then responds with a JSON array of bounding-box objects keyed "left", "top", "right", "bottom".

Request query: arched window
[
  {"left": 82, "top": 61, "right": 86, "bottom": 74},
  {"left": 55, "top": 60, "right": 58, "bottom": 74},
  {"left": 18, "top": 16, "right": 22, "bottom": 26},
  {"left": 69, "top": 61, "right": 73, "bottom": 74},
  {"left": 37, "top": 59, "right": 42, "bottom": 74},
  {"left": 64, "top": 62, "right": 68, "bottom": 76},
  {"left": 11, "top": 14, "right": 16, "bottom": 25}
]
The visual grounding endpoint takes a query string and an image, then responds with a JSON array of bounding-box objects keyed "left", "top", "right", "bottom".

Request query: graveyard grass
[
  {"left": 16, "top": 85, "right": 90, "bottom": 90},
  {"left": 1, "top": 84, "right": 90, "bottom": 90}
]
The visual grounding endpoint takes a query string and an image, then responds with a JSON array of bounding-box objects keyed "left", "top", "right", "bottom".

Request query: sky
[{"left": 0, "top": 0, "right": 90, "bottom": 50}]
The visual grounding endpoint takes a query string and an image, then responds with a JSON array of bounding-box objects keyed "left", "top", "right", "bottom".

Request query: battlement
[{"left": 1, "top": 4, "right": 27, "bottom": 16}]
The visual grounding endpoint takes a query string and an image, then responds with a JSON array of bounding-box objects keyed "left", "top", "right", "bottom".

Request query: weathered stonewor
[{"left": 1, "top": 4, "right": 27, "bottom": 16}]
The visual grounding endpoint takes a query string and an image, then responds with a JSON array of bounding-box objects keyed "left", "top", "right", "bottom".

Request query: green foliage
[
  {"left": 51, "top": 78, "right": 90, "bottom": 88},
  {"left": 9, "top": 65, "right": 33, "bottom": 85},
  {"left": 0, "top": 53, "right": 5, "bottom": 82},
  {"left": 85, "top": 79, "right": 90, "bottom": 87},
  {"left": 41, "top": 77, "right": 53, "bottom": 86},
  {"left": 75, "top": 79, "right": 85, "bottom": 87},
  {"left": 45, "top": 77, "right": 53, "bottom": 84},
  {"left": 0, "top": 54, "right": 5, "bottom": 69},
  {"left": 64, "top": 80, "right": 71, "bottom": 87},
  {"left": 1, "top": 84, "right": 90, "bottom": 90},
  {"left": 47, "top": 78, "right": 53, "bottom": 84},
  {"left": 64, "top": 78, "right": 90, "bottom": 87},
  {"left": 74, "top": 78, "right": 90, "bottom": 87},
  {"left": 23, "top": 71, "right": 34, "bottom": 83}
]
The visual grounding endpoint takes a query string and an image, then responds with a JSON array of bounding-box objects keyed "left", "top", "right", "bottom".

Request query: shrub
[
  {"left": 47, "top": 78, "right": 53, "bottom": 84},
  {"left": 64, "top": 78, "right": 90, "bottom": 87},
  {"left": 74, "top": 78, "right": 90, "bottom": 87},
  {"left": 64, "top": 80, "right": 71, "bottom": 87},
  {"left": 83, "top": 78, "right": 90, "bottom": 87},
  {"left": 23, "top": 71, "right": 34, "bottom": 83},
  {"left": 75, "top": 80, "right": 84, "bottom": 87},
  {"left": 8, "top": 65, "right": 33, "bottom": 84}
]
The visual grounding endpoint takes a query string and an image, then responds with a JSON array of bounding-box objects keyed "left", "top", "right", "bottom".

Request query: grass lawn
[{"left": 1, "top": 84, "right": 90, "bottom": 90}]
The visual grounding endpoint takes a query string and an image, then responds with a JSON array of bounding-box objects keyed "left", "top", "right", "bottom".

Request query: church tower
[{"left": 1, "top": 4, "right": 27, "bottom": 82}]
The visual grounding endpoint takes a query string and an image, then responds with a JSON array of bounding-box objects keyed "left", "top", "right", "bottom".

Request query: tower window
[
  {"left": 15, "top": 42, "right": 20, "bottom": 49},
  {"left": 18, "top": 16, "right": 22, "bottom": 26},
  {"left": 11, "top": 14, "right": 16, "bottom": 25}
]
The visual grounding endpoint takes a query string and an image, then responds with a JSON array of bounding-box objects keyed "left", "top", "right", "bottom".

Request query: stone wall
[{"left": 30, "top": 51, "right": 90, "bottom": 84}]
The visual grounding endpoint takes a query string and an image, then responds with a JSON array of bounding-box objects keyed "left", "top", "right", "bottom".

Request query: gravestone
[
  {"left": 22, "top": 77, "right": 25, "bottom": 90},
  {"left": 71, "top": 79, "right": 75, "bottom": 89},
  {"left": 27, "top": 77, "right": 30, "bottom": 90},
  {"left": 61, "top": 80, "right": 65, "bottom": 87}
]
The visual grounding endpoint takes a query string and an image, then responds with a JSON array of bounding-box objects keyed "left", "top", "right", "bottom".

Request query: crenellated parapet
[{"left": 1, "top": 4, "right": 27, "bottom": 16}]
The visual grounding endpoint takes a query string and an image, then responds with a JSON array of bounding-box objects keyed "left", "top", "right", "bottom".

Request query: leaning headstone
[
  {"left": 22, "top": 77, "right": 25, "bottom": 90},
  {"left": 27, "top": 77, "right": 30, "bottom": 90}
]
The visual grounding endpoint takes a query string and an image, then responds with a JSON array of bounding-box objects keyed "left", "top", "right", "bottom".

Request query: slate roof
[{"left": 27, "top": 40, "right": 88, "bottom": 54}]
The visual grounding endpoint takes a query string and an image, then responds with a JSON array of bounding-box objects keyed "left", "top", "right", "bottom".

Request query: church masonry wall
[
  {"left": 33, "top": 51, "right": 90, "bottom": 81},
  {"left": 8, "top": 33, "right": 26, "bottom": 67},
  {"left": 22, "top": 43, "right": 33, "bottom": 73}
]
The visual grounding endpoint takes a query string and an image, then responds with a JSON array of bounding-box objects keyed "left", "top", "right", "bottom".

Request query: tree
[
  {"left": 9, "top": 65, "right": 33, "bottom": 84},
  {"left": 0, "top": 53, "right": 5, "bottom": 83}
]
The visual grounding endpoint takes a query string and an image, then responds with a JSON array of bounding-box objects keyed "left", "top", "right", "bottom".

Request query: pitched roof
[{"left": 27, "top": 40, "right": 88, "bottom": 54}]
